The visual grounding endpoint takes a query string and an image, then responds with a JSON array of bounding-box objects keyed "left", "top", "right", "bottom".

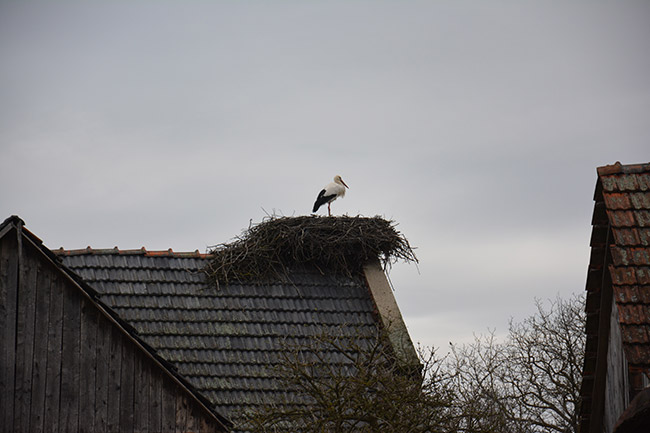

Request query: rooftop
[
  {"left": 597, "top": 162, "right": 650, "bottom": 367},
  {"left": 54, "top": 242, "right": 395, "bottom": 429}
]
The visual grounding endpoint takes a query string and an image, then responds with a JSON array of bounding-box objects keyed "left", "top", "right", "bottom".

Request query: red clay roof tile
[
  {"left": 604, "top": 193, "right": 632, "bottom": 210},
  {"left": 601, "top": 173, "right": 650, "bottom": 192},
  {"left": 613, "top": 229, "right": 642, "bottom": 247},
  {"left": 625, "top": 345, "right": 650, "bottom": 367},
  {"left": 636, "top": 210, "right": 650, "bottom": 227},
  {"left": 639, "top": 229, "right": 650, "bottom": 247},
  {"left": 631, "top": 249, "right": 650, "bottom": 266},
  {"left": 618, "top": 174, "right": 640, "bottom": 192},
  {"left": 637, "top": 268, "right": 650, "bottom": 285},
  {"left": 623, "top": 306, "right": 638, "bottom": 324},
  {"left": 614, "top": 287, "right": 635, "bottom": 304},
  {"left": 54, "top": 246, "right": 211, "bottom": 259},
  {"left": 630, "top": 193, "right": 650, "bottom": 210},
  {"left": 620, "top": 325, "right": 650, "bottom": 344},
  {"left": 614, "top": 286, "right": 650, "bottom": 304},
  {"left": 611, "top": 247, "right": 626, "bottom": 266},
  {"left": 597, "top": 162, "right": 650, "bottom": 176},
  {"left": 597, "top": 162, "right": 625, "bottom": 176},
  {"left": 611, "top": 248, "right": 650, "bottom": 266},
  {"left": 638, "top": 174, "right": 650, "bottom": 191},
  {"left": 610, "top": 266, "right": 639, "bottom": 285},
  {"left": 608, "top": 210, "right": 637, "bottom": 227}
]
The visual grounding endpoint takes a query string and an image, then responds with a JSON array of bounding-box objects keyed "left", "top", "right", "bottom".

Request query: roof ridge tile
[
  {"left": 598, "top": 161, "right": 650, "bottom": 176},
  {"left": 54, "top": 246, "right": 211, "bottom": 259}
]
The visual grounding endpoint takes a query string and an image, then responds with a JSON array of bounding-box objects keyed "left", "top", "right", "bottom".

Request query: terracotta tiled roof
[
  {"left": 599, "top": 162, "right": 650, "bottom": 367},
  {"left": 580, "top": 163, "right": 650, "bottom": 431}
]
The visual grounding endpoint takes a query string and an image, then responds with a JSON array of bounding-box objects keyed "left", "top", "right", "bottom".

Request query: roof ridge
[
  {"left": 53, "top": 246, "right": 212, "bottom": 259},
  {"left": 598, "top": 161, "right": 650, "bottom": 176}
]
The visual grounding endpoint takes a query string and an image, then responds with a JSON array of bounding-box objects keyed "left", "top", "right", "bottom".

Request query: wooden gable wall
[{"left": 0, "top": 222, "right": 227, "bottom": 433}]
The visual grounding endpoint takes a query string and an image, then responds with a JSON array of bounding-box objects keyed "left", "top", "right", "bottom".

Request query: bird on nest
[{"left": 312, "top": 175, "right": 349, "bottom": 216}]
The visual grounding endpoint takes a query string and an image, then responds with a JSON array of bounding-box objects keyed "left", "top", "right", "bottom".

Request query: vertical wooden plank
[
  {"left": 28, "top": 262, "right": 52, "bottom": 433},
  {"left": 185, "top": 401, "right": 199, "bottom": 433},
  {"left": 119, "top": 339, "right": 135, "bottom": 433},
  {"left": 133, "top": 349, "right": 149, "bottom": 433},
  {"left": 14, "top": 244, "right": 38, "bottom": 433},
  {"left": 59, "top": 280, "right": 81, "bottom": 433},
  {"left": 175, "top": 393, "right": 188, "bottom": 433},
  {"left": 78, "top": 297, "right": 97, "bottom": 433},
  {"left": 43, "top": 272, "right": 64, "bottom": 433},
  {"left": 107, "top": 325, "right": 122, "bottom": 432},
  {"left": 0, "top": 231, "right": 18, "bottom": 433},
  {"left": 94, "top": 315, "right": 110, "bottom": 431},
  {"left": 161, "top": 380, "right": 177, "bottom": 432},
  {"left": 200, "top": 416, "right": 217, "bottom": 433},
  {"left": 148, "top": 363, "right": 163, "bottom": 432}
]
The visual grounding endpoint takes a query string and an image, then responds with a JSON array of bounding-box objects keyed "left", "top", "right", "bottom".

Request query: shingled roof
[
  {"left": 580, "top": 162, "right": 650, "bottom": 432},
  {"left": 597, "top": 162, "right": 650, "bottom": 367},
  {"left": 54, "top": 219, "right": 416, "bottom": 431}
]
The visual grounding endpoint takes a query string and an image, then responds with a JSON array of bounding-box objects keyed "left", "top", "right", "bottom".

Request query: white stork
[{"left": 312, "top": 175, "right": 349, "bottom": 216}]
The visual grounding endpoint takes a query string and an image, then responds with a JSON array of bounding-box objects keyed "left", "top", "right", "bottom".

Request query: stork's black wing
[{"left": 312, "top": 189, "right": 335, "bottom": 212}]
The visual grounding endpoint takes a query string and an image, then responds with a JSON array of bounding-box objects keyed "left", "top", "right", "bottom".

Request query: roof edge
[
  {"left": 363, "top": 260, "right": 419, "bottom": 367},
  {"left": 598, "top": 162, "right": 650, "bottom": 176}
]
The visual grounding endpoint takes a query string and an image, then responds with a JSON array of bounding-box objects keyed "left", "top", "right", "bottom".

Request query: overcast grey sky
[{"left": 1, "top": 1, "right": 649, "bottom": 351}]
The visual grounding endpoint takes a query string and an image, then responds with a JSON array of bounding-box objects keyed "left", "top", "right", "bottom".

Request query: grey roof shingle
[{"left": 56, "top": 248, "right": 381, "bottom": 429}]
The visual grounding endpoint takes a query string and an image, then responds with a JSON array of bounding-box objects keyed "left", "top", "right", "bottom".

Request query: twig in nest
[{"left": 202, "top": 215, "right": 417, "bottom": 288}]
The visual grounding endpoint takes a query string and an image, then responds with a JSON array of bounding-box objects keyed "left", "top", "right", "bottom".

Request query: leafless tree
[
  {"left": 446, "top": 294, "right": 585, "bottom": 433},
  {"left": 243, "top": 295, "right": 585, "bottom": 433},
  {"left": 242, "top": 326, "right": 455, "bottom": 432},
  {"left": 446, "top": 332, "right": 525, "bottom": 433}
]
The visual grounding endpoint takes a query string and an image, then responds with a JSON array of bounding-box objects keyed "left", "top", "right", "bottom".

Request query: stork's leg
[{"left": 328, "top": 203, "right": 331, "bottom": 216}]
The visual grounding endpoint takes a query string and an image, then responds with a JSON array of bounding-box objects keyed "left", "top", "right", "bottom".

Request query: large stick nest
[{"left": 203, "top": 215, "right": 417, "bottom": 288}]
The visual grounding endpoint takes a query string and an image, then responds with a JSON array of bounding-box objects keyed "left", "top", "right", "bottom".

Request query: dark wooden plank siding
[
  {"left": 14, "top": 239, "right": 38, "bottom": 433},
  {"left": 134, "top": 350, "right": 150, "bottom": 432},
  {"left": 0, "top": 229, "right": 18, "bottom": 433},
  {"left": 29, "top": 264, "right": 51, "bottom": 433},
  {"left": 0, "top": 227, "right": 227, "bottom": 433},
  {"left": 186, "top": 403, "right": 199, "bottom": 433},
  {"left": 162, "top": 379, "right": 178, "bottom": 431},
  {"left": 43, "top": 271, "right": 64, "bottom": 433},
  {"left": 94, "top": 312, "right": 110, "bottom": 428},
  {"left": 176, "top": 393, "right": 189, "bottom": 433},
  {"left": 107, "top": 325, "right": 122, "bottom": 432},
  {"left": 148, "top": 366, "right": 163, "bottom": 432},
  {"left": 190, "top": 401, "right": 216, "bottom": 433},
  {"left": 119, "top": 336, "right": 135, "bottom": 433},
  {"left": 60, "top": 264, "right": 81, "bottom": 432},
  {"left": 79, "top": 297, "right": 98, "bottom": 433}
]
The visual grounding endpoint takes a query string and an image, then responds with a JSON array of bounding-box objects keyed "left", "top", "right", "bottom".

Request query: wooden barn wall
[
  {"left": 602, "top": 298, "right": 629, "bottom": 433},
  {"left": 0, "top": 227, "right": 223, "bottom": 433}
]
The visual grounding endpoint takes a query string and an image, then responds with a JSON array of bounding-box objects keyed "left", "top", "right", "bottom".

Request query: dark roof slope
[
  {"left": 1, "top": 216, "right": 231, "bottom": 432},
  {"left": 55, "top": 246, "right": 382, "bottom": 429}
]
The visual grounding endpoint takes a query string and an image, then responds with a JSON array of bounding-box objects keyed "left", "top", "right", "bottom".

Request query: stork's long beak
[{"left": 341, "top": 179, "right": 349, "bottom": 188}]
